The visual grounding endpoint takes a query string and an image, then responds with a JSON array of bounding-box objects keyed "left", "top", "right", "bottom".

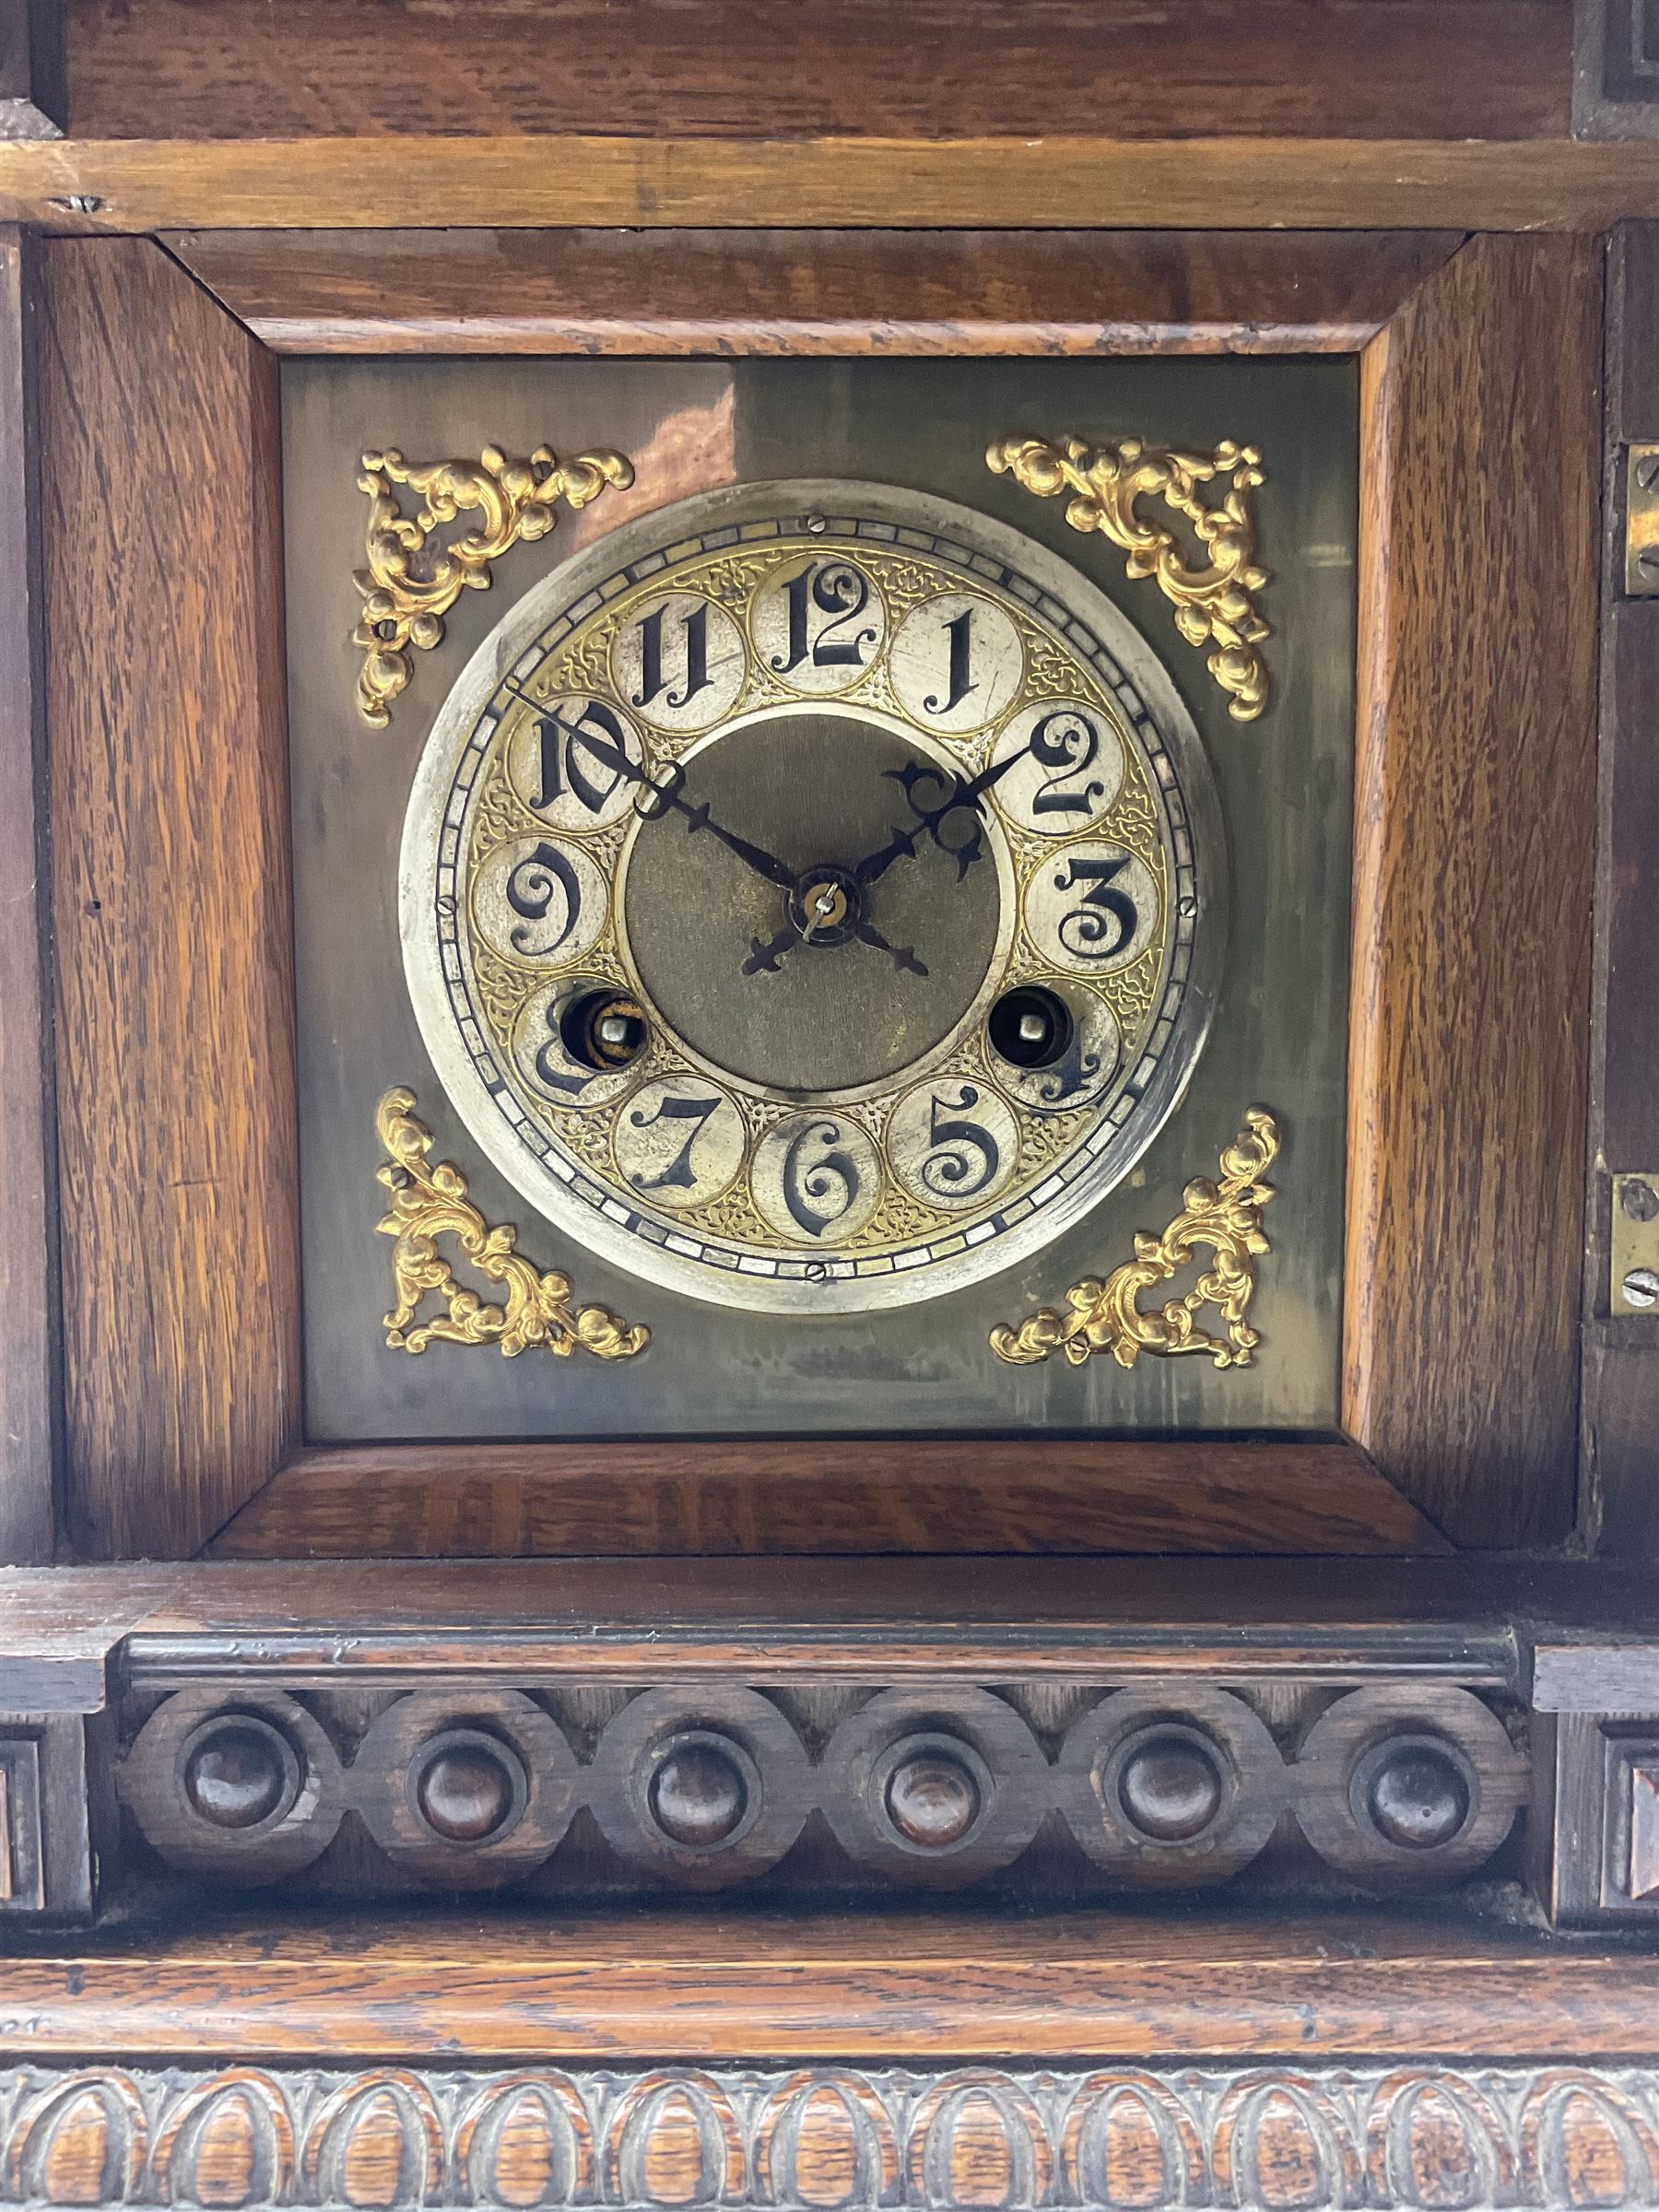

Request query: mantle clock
[{"left": 4, "top": 4, "right": 1659, "bottom": 2202}]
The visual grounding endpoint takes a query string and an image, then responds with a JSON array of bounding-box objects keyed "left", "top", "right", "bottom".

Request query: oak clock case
[{"left": 286, "top": 356, "right": 1356, "bottom": 1441}]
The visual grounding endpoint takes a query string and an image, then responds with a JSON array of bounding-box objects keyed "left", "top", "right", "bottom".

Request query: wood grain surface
[
  {"left": 7, "top": 136, "right": 1659, "bottom": 237},
  {"left": 206, "top": 1439, "right": 1450, "bottom": 1561},
  {"left": 11, "top": 1554, "right": 1655, "bottom": 1669},
  {"left": 3, "top": 1907, "right": 1657, "bottom": 2060},
  {"left": 5, "top": 2054, "right": 1659, "bottom": 2209},
  {"left": 0, "top": 226, "right": 53, "bottom": 1565},
  {"left": 58, "top": 0, "right": 1572, "bottom": 145},
  {"left": 164, "top": 228, "right": 1463, "bottom": 357},
  {"left": 1582, "top": 223, "right": 1659, "bottom": 1556},
  {"left": 1534, "top": 1640, "right": 1659, "bottom": 1710},
  {"left": 41, "top": 238, "right": 300, "bottom": 1560},
  {"left": 1346, "top": 235, "right": 1601, "bottom": 1547}
]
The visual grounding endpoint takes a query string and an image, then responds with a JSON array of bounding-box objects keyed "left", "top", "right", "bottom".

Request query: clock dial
[{"left": 402, "top": 482, "right": 1223, "bottom": 1313}]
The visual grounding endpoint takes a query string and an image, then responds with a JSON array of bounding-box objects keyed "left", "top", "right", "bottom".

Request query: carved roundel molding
[
  {"left": 1057, "top": 1682, "right": 1288, "bottom": 1883},
  {"left": 112, "top": 1679, "right": 1533, "bottom": 1898},
  {"left": 819, "top": 1687, "right": 1049, "bottom": 1886},
  {"left": 121, "top": 1688, "right": 345, "bottom": 1883},
  {"left": 1293, "top": 1684, "right": 1527, "bottom": 1886},
  {"left": 349, "top": 1688, "right": 580, "bottom": 1886},
  {"left": 587, "top": 1686, "right": 812, "bottom": 1888}
]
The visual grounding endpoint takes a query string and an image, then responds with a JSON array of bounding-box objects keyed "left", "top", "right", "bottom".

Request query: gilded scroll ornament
[
  {"left": 986, "top": 433, "right": 1270, "bottom": 722},
  {"left": 989, "top": 1109, "right": 1279, "bottom": 1370},
  {"left": 374, "top": 1087, "right": 648, "bottom": 1361},
  {"left": 353, "top": 442, "right": 634, "bottom": 726}
]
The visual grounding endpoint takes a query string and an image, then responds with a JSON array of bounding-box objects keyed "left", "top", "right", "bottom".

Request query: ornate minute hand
[
  {"left": 853, "top": 742, "right": 1031, "bottom": 889},
  {"left": 540, "top": 711, "right": 797, "bottom": 893}
]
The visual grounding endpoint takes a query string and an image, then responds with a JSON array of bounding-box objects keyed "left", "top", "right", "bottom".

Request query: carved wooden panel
[
  {"left": 0, "top": 1718, "right": 90, "bottom": 1922},
  {"left": 6, "top": 2059, "right": 1659, "bottom": 2209},
  {"left": 111, "top": 1678, "right": 1527, "bottom": 1903},
  {"left": 1577, "top": 0, "right": 1659, "bottom": 136},
  {"left": 1542, "top": 1710, "right": 1659, "bottom": 1923}
]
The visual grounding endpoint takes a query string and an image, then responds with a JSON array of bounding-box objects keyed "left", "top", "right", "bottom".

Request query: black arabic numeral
[
  {"left": 1029, "top": 707, "right": 1108, "bottom": 817},
  {"left": 1035, "top": 1028, "right": 1106, "bottom": 1107},
  {"left": 533, "top": 1004, "right": 593, "bottom": 1100},
  {"left": 771, "top": 567, "right": 811, "bottom": 674},
  {"left": 810, "top": 561, "right": 877, "bottom": 665},
  {"left": 505, "top": 841, "right": 582, "bottom": 956},
  {"left": 1053, "top": 853, "right": 1138, "bottom": 962},
  {"left": 631, "top": 600, "right": 712, "bottom": 712},
  {"left": 771, "top": 562, "right": 877, "bottom": 674},
  {"left": 533, "top": 698, "right": 631, "bottom": 816},
  {"left": 924, "top": 606, "right": 976, "bottom": 715},
  {"left": 920, "top": 1084, "right": 1000, "bottom": 1199},
  {"left": 628, "top": 1091, "right": 723, "bottom": 1191},
  {"left": 782, "top": 1119, "right": 862, "bottom": 1239}
]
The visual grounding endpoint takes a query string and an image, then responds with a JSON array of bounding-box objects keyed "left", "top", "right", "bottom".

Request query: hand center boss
[{"left": 744, "top": 742, "right": 1036, "bottom": 980}]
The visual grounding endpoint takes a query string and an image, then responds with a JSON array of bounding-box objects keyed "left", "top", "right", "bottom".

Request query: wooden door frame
[{"left": 0, "top": 223, "right": 1600, "bottom": 1562}]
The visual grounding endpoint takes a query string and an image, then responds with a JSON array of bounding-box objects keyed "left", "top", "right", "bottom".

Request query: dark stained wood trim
[
  {"left": 40, "top": 238, "right": 300, "bottom": 1559},
  {"left": 205, "top": 1437, "right": 1452, "bottom": 1561},
  {"left": 10, "top": 136, "right": 1659, "bottom": 238},
  {"left": 17, "top": 1554, "right": 1657, "bottom": 1678},
  {"left": 3, "top": 1909, "right": 1657, "bottom": 2061},
  {"left": 1346, "top": 235, "right": 1601, "bottom": 1547},
  {"left": 1582, "top": 221, "right": 1659, "bottom": 1555},
  {"left": 160, "top": 228, "right": 1465, "bottom": 357},
  {"left": 0, "top": 224, "right": 54, "bottom": 1565},
  {"left": 61, "top": 2, "right": 1571, "bottom": 147}
]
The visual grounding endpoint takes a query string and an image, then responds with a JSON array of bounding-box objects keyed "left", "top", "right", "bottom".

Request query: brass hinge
[
  {"left": 1612, "top": 1172, "right": 1659, "bottom": 1313},
  {"left": 1625, "top": 446, "right": 1659, "bottom": 595}
]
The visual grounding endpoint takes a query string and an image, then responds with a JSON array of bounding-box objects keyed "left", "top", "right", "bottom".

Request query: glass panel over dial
[{"left": 401, "top": 482, "right": 1223, "bottom": 1312}]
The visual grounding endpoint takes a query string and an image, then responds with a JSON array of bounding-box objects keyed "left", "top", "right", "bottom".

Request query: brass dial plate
[{"left": 402, "top": 480, "right": 1224, "bottom": 1313}]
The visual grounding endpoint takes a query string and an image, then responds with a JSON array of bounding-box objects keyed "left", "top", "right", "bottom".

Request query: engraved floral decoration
[
  {"left": 374, "top": 1087, "right": 648, "bottom": 1361},
  {"left": 990, "top": 1109, "right": 1279, "bottom": 1369},
  {"left": 986, "top": 433, "right": 1270, "bottom": 722},
  {"left": 353, "top": 442, "right": 634, "bottom": 726}
]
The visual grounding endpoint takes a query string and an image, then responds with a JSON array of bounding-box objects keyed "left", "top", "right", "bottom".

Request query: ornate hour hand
[{"left": 853, "top": 744, "right": 1031, "bottom": 889}]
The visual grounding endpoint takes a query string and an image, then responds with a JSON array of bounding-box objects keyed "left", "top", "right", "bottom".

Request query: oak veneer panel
[
  {"left": 13, "top": 137, "right": 1659, "bottom": 237},
  {"left": 6, "top": 1907, "right": 1658, "bottom": 2061},
  {"left": 1347, "top": 235, "right": 1600, "bottom": 1547},
  {"left": 208, "top": 1439, "right": 1448, "bottom": 1559},
  {"left": 1582, "top": 225, "right": 1659, "bottom": 1556},
  {"left": 165, "top": 228, "right": 1464, "bottom": 357},
  {"left": 62, "top": 0, "right": 1571, "bottom": 145},
  {"left": 41, "top": 239, "right": 299, "bottom": 1559},
  {"left": 0, "top": 228, "right": 53, "bottom": 1565}
]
